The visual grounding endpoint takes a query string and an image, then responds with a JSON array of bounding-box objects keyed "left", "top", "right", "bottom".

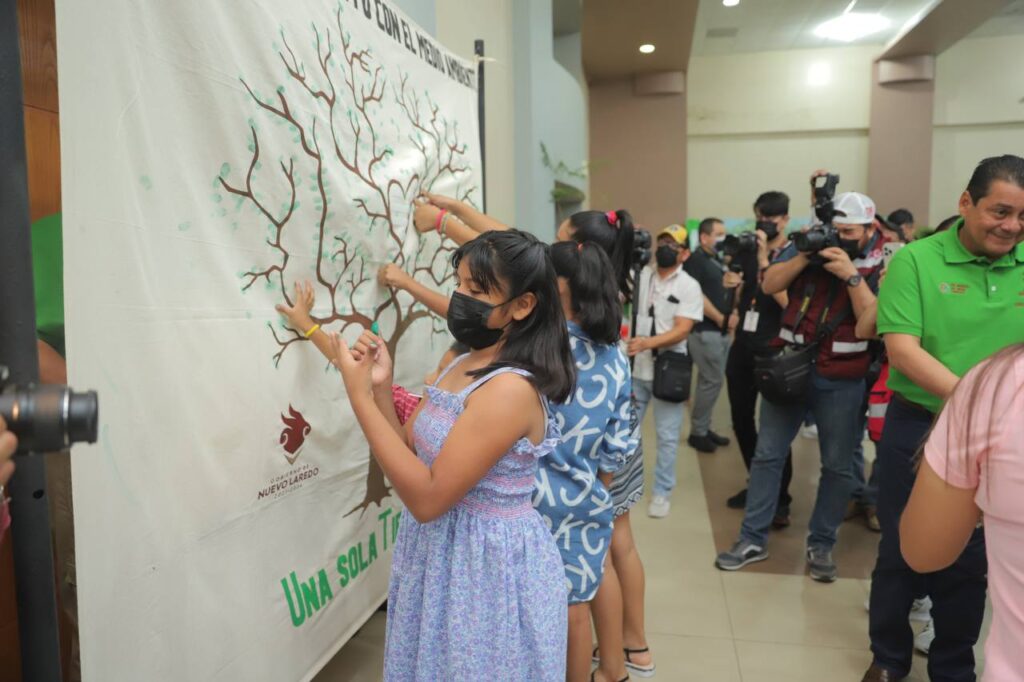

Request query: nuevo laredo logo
[
  {"left": 938, "top": 282, "right": 969, "bottom": 295},
  {"left": 279, "top": 404, "right": 311, "bottom": 465},
  {"left": 255, "top": 404, "right": 321, "bottom": 502}
]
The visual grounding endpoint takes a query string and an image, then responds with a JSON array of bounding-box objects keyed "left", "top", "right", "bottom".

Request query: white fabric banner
[{"left": 56, "top": 1, "right": 480, "bottom": 679}]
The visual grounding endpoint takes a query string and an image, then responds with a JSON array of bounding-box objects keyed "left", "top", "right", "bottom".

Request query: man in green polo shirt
[{"left": 863, "top": 155, "right": 1024, "bottom": 682}]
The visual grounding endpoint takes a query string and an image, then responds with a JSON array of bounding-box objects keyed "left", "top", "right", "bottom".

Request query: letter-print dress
[{"left": 533, "top": 321, "right": 637, "bottom": 603}]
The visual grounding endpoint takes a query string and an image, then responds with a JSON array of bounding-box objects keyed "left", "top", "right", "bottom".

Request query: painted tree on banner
[{"left": 217, "top": 6, "right": 476, "bottom": 516}]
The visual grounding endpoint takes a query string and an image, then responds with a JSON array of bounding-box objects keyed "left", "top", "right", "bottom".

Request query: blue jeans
[
  {"left": 632, "top": 378, "right": 687, "bottom": 498},
  {"left": 740, "top": 369, "right": 864, "bottom": 550}
]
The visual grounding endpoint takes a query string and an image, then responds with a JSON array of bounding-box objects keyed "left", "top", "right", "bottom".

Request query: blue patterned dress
[
  {"left": 384, "top": 362, "right": 568, "bottom": 682},
  {"left": 533, "top": 322, "right": 637, "bottom": 604}
]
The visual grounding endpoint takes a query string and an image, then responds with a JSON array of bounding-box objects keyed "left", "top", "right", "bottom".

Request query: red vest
[
  {"left": 867, "top": 362, "right": 892, "bottom": 442},
  {"left": 776, "top": 239, "right": 884, "bottom": 381}
]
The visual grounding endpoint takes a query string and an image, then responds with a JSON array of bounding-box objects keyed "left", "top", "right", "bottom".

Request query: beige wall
[
  {"left": 867, "top": 61, "right": 935, "bottom": 226},
  {"left": 688, "top": 46, "right": 877, "bottom": 136},
  {"left": 588, "top": 77, "right": 687, "bottom": 232},
  {"left": 930, "top": 34, "right": 1024, "bottom": 223},
  {"left": 686, "top": 45, "right": 877, "bottom": 223},
  {"left": 436, "top": 0, "right": 517, "bottom": 223}
]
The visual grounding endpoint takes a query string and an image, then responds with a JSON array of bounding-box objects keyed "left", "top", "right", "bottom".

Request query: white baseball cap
[{"left": 832, "top": 192, "right": 876, "bottom": 225}]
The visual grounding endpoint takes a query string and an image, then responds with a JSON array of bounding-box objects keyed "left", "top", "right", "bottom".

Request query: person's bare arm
[
  {"left": 900, "top": 459, "right": 980, "bottom": 573},
  {"left": 626, "top": 316, "right": 695, "bottom": 356},
  {"left": 412, "top": 194, "right": 508, "bottom": 245},
  {"left": 379, "top": 265, "right": 450, "bottom": 317},
  {"left": 702, "top": 297, "right": 725, "bottom": 327},
  {"left": 855, "top": 301, "right": 879, "bottom": 340},
  {"left": 885, "top": 333, "right": 960, "bottom": 400},
  {"left": 762, "top": 254, "right": 809, "bottom": 295}
]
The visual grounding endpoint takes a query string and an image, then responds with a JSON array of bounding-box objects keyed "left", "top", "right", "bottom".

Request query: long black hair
[
  {"left": 451, "top": 230, "right": 576, "bottom": 403},
  {"left": 567, "top": 209, "right": 636, "bottom": 301},
  {"left": 550, "top": 241, "right": 621, "bottom": 346}
]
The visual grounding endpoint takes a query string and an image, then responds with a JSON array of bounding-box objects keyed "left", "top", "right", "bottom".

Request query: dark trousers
[
  {"left": 869, "top": 397, "right": 988, "bottom": 681},
  {"left": 725, "top": 336, "right": 793, "bottom": 509}
]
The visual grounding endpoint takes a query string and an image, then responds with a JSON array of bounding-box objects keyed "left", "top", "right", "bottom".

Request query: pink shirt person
[{"left": 923, "top": 348, "right": 1024, "bottom": 681}]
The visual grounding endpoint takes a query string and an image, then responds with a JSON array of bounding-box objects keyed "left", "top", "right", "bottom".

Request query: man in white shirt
[{"left": 628, "top": 225, "right": 705, "bottom": 518}]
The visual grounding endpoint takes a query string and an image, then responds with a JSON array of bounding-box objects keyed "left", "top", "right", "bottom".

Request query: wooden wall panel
[
  {"left": 23, "top": 106, "right": 62, "bottom": 222},
  {"left": 17, "top": 0, "right": 59, "bottom": 113}
]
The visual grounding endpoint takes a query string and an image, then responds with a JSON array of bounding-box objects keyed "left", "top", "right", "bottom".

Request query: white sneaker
[
  {"left": 648, "top": 495, "right": 670, "bottom": 518},
  {"left": 801, "top": 424, "right": 819, "bottom": 439},
  {"left": 915, "top": 619, "right": 935, "bottom": 655},
  {"left": 910, "top": 597, "right": 932, "bottom": 622}
]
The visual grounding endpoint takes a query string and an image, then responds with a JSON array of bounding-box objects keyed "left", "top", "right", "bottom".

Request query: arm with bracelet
[
  {"left": 412, "top": 192, "right": 509, "bottom": 246},
  {"left": 275, "top": 282, "right": 407, "bottom": 440}
]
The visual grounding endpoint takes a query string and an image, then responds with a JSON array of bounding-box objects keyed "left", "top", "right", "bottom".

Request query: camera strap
[{"left": 814, "top": 279, "right": 852, "bottom": 343}]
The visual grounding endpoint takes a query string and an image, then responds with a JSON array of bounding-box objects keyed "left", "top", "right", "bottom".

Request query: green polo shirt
[{"left": 877, "top": 220, "right": 1024, "bottom": 412}]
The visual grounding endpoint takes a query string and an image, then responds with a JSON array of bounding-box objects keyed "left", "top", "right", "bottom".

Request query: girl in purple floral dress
[{"left": 332, "top": 230, "right": 576, "bottom": 681}]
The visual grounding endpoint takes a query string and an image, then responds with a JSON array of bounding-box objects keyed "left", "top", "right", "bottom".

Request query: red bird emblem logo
[{"left": 279, "top": 405, "right": 312, "bottom": 465}]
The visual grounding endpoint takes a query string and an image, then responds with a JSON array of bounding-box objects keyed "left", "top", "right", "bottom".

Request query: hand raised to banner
[
  {"left": 330, "top": 332, "right": 375, "bottom": 401},
  {"left": 275, "top": 281, "right": 316, "bottom": 332},
  {"left": 419, "top": 192, "right": 459, "bottom": 212},
  {"left": 412, "top": 200, "right": 443, "bottom": 234},
  {"left": 347, "top": 329, "right": 394, "bottom": 390}
]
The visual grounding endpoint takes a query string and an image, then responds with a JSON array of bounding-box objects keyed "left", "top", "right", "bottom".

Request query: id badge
[{"left": 742, "top": 311, "right": 760, "bottom": 332}]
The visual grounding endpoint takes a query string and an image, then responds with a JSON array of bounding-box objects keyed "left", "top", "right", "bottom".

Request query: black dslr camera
[
  {"left": 632, "top": 227, "right": 652, "bottom": 268},
  {"left": 792, "top": 173, "right": 841, "bottom": 259},
  {"left": 722, "top": 231, "right": 758, "bottom": 258},
  {"left": 0, "top": 365, "right": 99, "bottom": 453}
]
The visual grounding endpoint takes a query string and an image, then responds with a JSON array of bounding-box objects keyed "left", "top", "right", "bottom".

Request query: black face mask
[
  {"left": 755, "top": 220, "right": 779, "bottom": 241},
  {"left": 839, "top": 238, "right": 863, "bottom": 259},
  {"left": 446, "top": 291, "right": 510, "bottom": 350},
  {"left": 655, "top": 244, "right": 679, "bottom": 268}
]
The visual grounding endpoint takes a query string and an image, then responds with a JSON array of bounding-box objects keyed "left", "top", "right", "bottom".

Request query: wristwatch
[{"left": 846, "top": 273, "right": 863, "bottom": 287}]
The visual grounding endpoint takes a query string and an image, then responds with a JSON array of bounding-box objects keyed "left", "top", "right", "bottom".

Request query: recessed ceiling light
[
  {"left": 723, "top": 0, "right": 740, "bottom": 6},
  {"left": 639, "top": 44, "right": 656, "bottom": 54},
  {"left": 814, "top": 12, "right": 890, "bottom": 42}
]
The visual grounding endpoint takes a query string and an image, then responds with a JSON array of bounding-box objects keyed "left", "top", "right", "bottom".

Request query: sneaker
[
  {"left": 715, "top": 539, "right": 768, "bottom": 571},
  {"left": 915, "top": 619, "right": 935, "bottom": 655},
  {"left": 647, "top": 495, "right": 670, "bottom": 518},
  {"left": 909, "top": 597, "right": 932, "bottom": 623},
  {"left": 801, "top": 424, "right": 819, "bottom": 439},
  {"left": 687, "top": 434, "right": 718, "bottom": 453},
  {"left": 806, "top": 546, "right": 837, "bottom": 583},
  {"left": 726, "top": 489, "right": 747, "bottom": 509},
  {"left": 708, "top": 430, "right": 731, "bottom": 447}
]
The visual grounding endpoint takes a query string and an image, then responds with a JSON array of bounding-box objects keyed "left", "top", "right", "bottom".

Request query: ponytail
[
  {"left": 550, "top": 241, "right": 621, "bottom": 346},
  {"left": 567, "top": 209, "right": 636, "bottom": 302}
]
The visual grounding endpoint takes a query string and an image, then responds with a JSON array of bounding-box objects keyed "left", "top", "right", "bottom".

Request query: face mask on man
[
  {"left": 655, "top": 244, "right": 679, "bottom": 268},
  {"left": 755, "top": 220, "right": 779, "bottom": 241}
]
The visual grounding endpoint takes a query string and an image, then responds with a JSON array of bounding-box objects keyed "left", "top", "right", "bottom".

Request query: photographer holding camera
[
  {"left": 723, "top": 191, "right": 794, "bottom": 525},
  {"left": 716, "top": 181, "right": 884, "bottom": 583}
]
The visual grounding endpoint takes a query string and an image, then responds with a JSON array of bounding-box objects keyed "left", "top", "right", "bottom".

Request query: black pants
[
  {"left": 869, "top": 397, "right": 988, "bottom": 681},
  {"left": 725, "top": 336, "right": 793, "bottom": 509}
]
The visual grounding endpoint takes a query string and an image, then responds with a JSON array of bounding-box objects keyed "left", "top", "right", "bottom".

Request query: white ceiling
[{"left": 691, "top": 0, "right": 942, "bottom": 57}]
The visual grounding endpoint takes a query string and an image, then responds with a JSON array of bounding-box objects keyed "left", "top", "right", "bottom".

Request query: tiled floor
[{"left": 315, "top": 400, "right": 989, "bottom": 681}]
